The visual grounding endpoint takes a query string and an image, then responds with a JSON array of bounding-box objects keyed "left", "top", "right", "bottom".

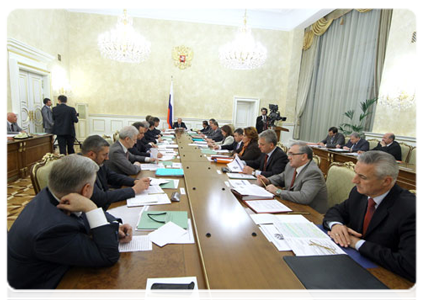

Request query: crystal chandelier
[
  {"left": 219, "top": 11, "right": 267, "bottom": 70},
  {"left": 98, "top": 10, "right": 151, "bottom": 63},
  {"left": 379, "top": 90, "right": 416, "bottom": 110}
]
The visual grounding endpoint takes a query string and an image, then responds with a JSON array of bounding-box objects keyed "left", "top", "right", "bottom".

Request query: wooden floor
[{"left": 7, "top": 176, "right": 34, "bottom": 231}]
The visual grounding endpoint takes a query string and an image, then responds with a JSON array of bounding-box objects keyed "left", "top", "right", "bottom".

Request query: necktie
[
  {"left": 362, "top": 198, "right": 376, "bottom": 235},
  {"left": 262, "top": 155, "right": 269, "bottom": 171},
  {"left": 125, "top": 151, "right": 129, "bottom": 160},
  {"left": 11, "top": 123, "right": 15, "bottom": 132},
  {"left": 263, "top": 117, "right": 267, "bottom": 130},
  {"left": 289, "top": 169, "right": 297, "bottom": 190}
]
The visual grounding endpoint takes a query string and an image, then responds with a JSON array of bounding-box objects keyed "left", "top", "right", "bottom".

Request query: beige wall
[
  {"left": 373, "top": 9, "right": 416, "bottom": 137},
  {"left": 7, "top": 10, "right": 303, "bottom": 123}
]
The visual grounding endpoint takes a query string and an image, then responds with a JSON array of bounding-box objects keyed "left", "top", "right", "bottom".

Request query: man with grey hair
[
  {"left": 257, "top": 142, "right": 328, "bottom": 213},
  {"left": 242, "top": 129, "right": 288, "bottom": 178},
  {"left": 323, "top": 151, "right": 415, "bottom": 282},
  {"left": 205, "top": 119, "right": 224, "bottom": 142},
  {"left": 105, "top": 125, "right": 157, "bottom": 175},
  {"left": 361, "top": 132, "right": 402, "bottom": 161},
  {"left": 81, "top": 135, "right": 150, "bottom": 210},
  {"left": 8, "top": 155, "right": 133, "bottom": 289},
  {"left": 338, "top": 132, "right": 369, "bottom": 152},
  {"left": 7, "top": 112, "right": 24, "bottom": 134}
]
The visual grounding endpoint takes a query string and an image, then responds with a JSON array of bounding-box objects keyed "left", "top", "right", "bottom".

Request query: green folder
[
  {"left": 161, "top": 161, "right": 173, "bottom": 166},
  {"left": 137, "top": 211, "right": 188, "bottom": 230},
  {"left": 155, "top": 168, "right": 184, "bottom": 177},
  {"left": 160, "top": 180, "right": 178, "bottom": 189},
  {"left": 201, "top": 148, "right": 216, "bottom": 155}
]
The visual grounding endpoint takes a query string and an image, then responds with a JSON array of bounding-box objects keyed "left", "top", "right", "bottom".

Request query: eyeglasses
[{"left": 287, "top": 152, "right": 304, "bottom": 157}]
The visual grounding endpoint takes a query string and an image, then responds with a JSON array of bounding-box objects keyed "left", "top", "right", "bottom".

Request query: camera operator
[
  {"left": 255, "top": 108, "right": 269, "bottom": 134},
  {"left": 52, "top": 95, "right": 79, "bottom": 155}
]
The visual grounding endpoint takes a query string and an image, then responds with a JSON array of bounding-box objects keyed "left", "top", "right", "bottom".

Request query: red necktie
[
  {"left": 263, "top": 155, "right": 269, "bottom": 171},
  {"left": 289, "top": 169, "right": 297, "bottom": 189},
  {"left": 126, "top": 151, "right": 129, "bottom": 160},
  {"left": 362, "top": 198, "right": 376, "bottom": 235}
]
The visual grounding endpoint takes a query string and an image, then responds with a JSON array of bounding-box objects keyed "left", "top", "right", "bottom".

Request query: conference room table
[{"left": 57, "top": 132, "right": 414, "bottom": 290}]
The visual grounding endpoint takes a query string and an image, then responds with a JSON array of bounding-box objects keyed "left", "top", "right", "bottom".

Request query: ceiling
[{"left": 68, "top": 8, "right": 334, "bottom": 31}]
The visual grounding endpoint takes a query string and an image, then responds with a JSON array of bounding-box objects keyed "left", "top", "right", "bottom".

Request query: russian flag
[{"left": 167, "top": 80, "right": 174, "bottom": 129}]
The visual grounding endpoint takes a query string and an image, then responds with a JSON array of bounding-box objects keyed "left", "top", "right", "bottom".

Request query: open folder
[{"left": 137, "top": 211, "right": 188, "bottom": 231}]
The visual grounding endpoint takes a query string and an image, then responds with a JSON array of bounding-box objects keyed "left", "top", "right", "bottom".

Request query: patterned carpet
[{"left": 7, "top": 176, "right": 35, "bottom": 231}]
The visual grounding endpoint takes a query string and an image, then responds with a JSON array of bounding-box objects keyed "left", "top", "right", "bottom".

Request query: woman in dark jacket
[{"left": 235, "top": 126, "right": 261, "bottom": 161}]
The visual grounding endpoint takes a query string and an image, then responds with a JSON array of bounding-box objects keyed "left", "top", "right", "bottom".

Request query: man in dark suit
[
  {"left": 205, "top": 119, "right": 224, "bottom": 142},
  {"left": 339, "top": 132, "right": 369, "bottom": 152},
  {"left": 52, "top": 95, "right": 78, "bottom": 155},
  {"left": 172, "top": 118, "right": 187, "bottom": 129},
  {"left": 7, "top": 112, "right": 24, "bottom": 134},
  {"left": 242, "top": 129, "right": 288, "bottom": 178},
  {"left": 81, "top": 135, "right": 150, "bottom": 211},
  {"left": 7, "top": 155, "right": 133, "bottom": 289},
  {"left": 366, "top": 132, "right": 402, "bottom": 161},
  {"left": 214, "top": 128, "right": 244, "bottom": 152},
  {"left": 41, "top": 98, "right": 54, "bottom": 134},
  {"left": 255, "top": 107, "right": 269, "bottom": 134},
  {"left": 144, "top": 120, "right": 163, "bottom": 144},
  {"left": 318, "top": 126, "right": 345, "bottom": 148},
  {"left": 129, "top": 121, "right": 163, "bottom": 158},
  {"left": 323, "top": 151, "right": 415, "bottom": 282}
]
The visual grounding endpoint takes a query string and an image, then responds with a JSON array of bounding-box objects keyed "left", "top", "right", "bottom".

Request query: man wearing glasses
[{"left": 256, "top": 142, "right": 328, "bottom": 213}]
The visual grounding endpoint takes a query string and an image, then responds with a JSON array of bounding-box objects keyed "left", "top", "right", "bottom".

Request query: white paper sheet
[
  {"left": 127, "top": 193, "right": 171, "bottom": 207},
  {"left": 148, "top": 221, "right": 187, "bottom": 247},
  {"left": 245, "top": 200, "right": 292, "bottom": 213},
  {"left": 259, "top": 224, "right": 291, "bottom": 251},
  {"left": 119, "top": 235, "right": 152, "bottom": 252},
  {"left": 228, "top": 179, "right": 251, "bottom": 188},
  {"left": 226, "top": 173, "right": 255, "bottom": 179}
]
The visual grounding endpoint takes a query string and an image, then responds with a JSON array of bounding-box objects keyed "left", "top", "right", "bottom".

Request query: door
[
  {"left": 233, "top": 97, "right": 260, "bottom": 129},
  {"left": 18, "top": 70, "right": 45, "bottom": 133}
]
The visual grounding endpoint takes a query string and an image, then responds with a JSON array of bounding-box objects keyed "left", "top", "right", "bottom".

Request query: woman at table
[
  {"left": 208, "top": 125, "right": 234, "bottom": 148},
  {"left": 234, "top": 126, "right": 261, "bottom": 161}
]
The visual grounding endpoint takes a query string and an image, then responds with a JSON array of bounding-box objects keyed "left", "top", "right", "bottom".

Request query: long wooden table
[
  {"left": 57, "top": 132, "right": 414, "bottom": 289},
  {"left": 312, "top": 147, "right": 416, "bottom": 190}
]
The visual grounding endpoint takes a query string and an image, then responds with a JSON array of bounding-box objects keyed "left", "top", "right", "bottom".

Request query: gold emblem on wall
[{"left": 172, "top": 45, "right": 193, "bottom": 70}]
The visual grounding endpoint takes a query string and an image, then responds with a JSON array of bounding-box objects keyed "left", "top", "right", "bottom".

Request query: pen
[
  {"left": 258, "top": 176, "right": 267, "bottom": 187},
  {"left": 147, "top": 294, "right": 191, "bottom": 299}
]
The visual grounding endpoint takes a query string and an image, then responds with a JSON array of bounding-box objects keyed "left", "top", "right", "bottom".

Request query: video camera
[{"left": 268, "top": 104, "right": 286, "bottom": 127}]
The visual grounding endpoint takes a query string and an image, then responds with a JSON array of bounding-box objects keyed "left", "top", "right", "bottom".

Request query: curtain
[{"left": 298, "top": 10, "right": 381, "bottom": 142}]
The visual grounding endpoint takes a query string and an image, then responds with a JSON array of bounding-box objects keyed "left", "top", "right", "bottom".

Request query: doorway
[{"left": 232, "top": 97, "right": 260, "bottom": 129}]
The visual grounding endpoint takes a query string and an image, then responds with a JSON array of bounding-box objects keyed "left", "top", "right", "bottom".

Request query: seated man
[
  {"left": 317, "top": 126, "right": 345, "bottom": 148},
  {"left": 7, "top": 155, "right": 132, "bottom": 289},
  {"left": 105, "top": 126, "right": 156, "bottom": 175},
  {"left": 173, "top": 118, "right": 187, "bottom": 129},
  {"left": 257, "top": 142, "right": 328, "bottom": 214},
  {"left": 129, "top": 122, "right": 163, "bottom": 158},
  {"left": 323, "top": 151, "right": 415, "bottom": 282},
  {"left": 144, "top": 120, "right": 163, "bottom": 144},
  {"left": 214, "top": 127, "right": 244, "bottom": 152},
  {"left": 242, "top": 129, "right": 288, "bottom": 178},
  {"left": 197, "top": 120, "right": 212, "bottom": 135},
  {"left": 81, "top": 135, "right": 150, "bottom": 210},
  {"left": 205, "top": 119, "right": 224, "bottom": 142},
  {"left": 339, "top": 132, "right": 370, "bottom": 152},
  {"left": 7, "top": 112, "right": 24, "bottom": 134},
  {"left": 362, "top": 132, "right": 402, "bottom": 161},
  {"left": 152, "top": 117, "right": 162, "bottom": 137}
]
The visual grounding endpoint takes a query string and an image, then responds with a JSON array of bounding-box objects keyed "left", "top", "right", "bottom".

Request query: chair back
[
  {"left": 312, "top": 154, "right": 321, "bottom": 168},
  {"left": 326, "top": 162, "right": 356, "bottom": 208},
  {"left": 398, "top": 142, "right": 412, "bottom": 162},
  {"left": 30, "top": 153, "right": 64, "bottom": 194},
  {"left": 102, "top": 134, "right": 113, "bottom": 146},
  {"left": 113, "top": 130, "right": 120, "bottom": 143},
  {"left": 277, "top": 142, "right": 288, "bottom": 153},
  {"left": 367, "top": 139, "right": 379, "bottom": 150},
  {"left": 407, "top": 147, "right": 416, "bottom": 164}
]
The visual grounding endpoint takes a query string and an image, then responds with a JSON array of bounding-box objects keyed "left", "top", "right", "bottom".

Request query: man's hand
[
  {"left": 256, "top": 174, "right": 269, "bottom": 187},
  {"left": 57, "top": 193, "right": 97, "bottom": 213},
  {"left": 242, "top": 166, "right": 254, "bottom": 175},
  {"left": 328, "top": 224, "right": 362, "bottom": 248},
  {"left": 343, "top": 146, "right": 350, "bottom": 151},
  {"left": 118, "top": 224, "right": 133, "bottom": 243},
  {"left": 132, "top": 177, "right": 150, "bottom": 194},
  {"left": 318, "top": 142, "right": 325, "bottom": 147},
  {"left": 265, "top": 184, "right": 278, "bottom": 194},
  {"left": 157, "top": 152, "right": 163, "bottom": 158}
]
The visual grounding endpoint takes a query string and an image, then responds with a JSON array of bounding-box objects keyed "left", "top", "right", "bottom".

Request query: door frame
[
  {"left": 8, "top": 38, "right": 54, "bottom": 126},
  {"left": 232, "top": 96, "right": 260, "bottom": 128}
]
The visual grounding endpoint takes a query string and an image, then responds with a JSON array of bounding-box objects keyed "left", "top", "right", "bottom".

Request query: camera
[{"left": 268, "top": 104, "right": 286, "bottom": 127}]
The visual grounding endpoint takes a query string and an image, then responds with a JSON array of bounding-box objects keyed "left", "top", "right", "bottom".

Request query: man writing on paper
[
  {"left": 257, "top": 142, "right": 328, "bottom": 214},
  {"left": 106, "top": 126, "right": 157, "bottom": 175},
  {"left": 81, "top": 135, "right": 150, "bottom": 210},
  {"left": 338, "top": 132, "right": 369, "bottom": 152},
  {"left": 129, "top": 122, "right": 163, "bottom": 159},
  {"left": 323, "top": 151, "right": 415, "bottom": 282},
  {"left": 242, "top": 129, "right": 288, "bottom": 178},
  {"left": 8, "top": 155, "right": 133, "bottom": 289}
]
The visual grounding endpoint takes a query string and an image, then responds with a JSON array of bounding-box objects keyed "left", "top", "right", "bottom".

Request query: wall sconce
[{"left": 52, "top": 65, "right": 71, "bottom": 95}]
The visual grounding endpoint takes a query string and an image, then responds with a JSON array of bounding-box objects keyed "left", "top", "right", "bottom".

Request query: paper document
[
  {"left": 150, "top": 148, "right": 159, "bottom": 158},
  {"left": 119, "top": 235, "right": 152, "bottom": 252},
  {"left": 232, "top": 184, "right": 274, "bottom": 200},
  {"left": 160, "top": 179, "right": 180, "bottom": 189},
  {"left": 227, "top": 155, "right": 246, "bottom": 172},
  {"left": 158, "top": 155, "right": 175, "bottom": 161},
  {"left": 127, "top": 194, "right": 171, "bottom": 207},
  {"left": 148, "top": 221, "right": 187, "bottom": 247},
  {"left": 141, "top": 163, "right": 164, "bottom": 171},
  {"left": 244, "top": 199, "right": 292, "bottom": 213},
  {"left": 149, "top": 178, "right": 170, "bottom": 186},
  {"left": 226, "top": 173, "right": 255, "bottom": 179},
  {"left": 259, "top": 224, "right": 291, "bottom": 251}
]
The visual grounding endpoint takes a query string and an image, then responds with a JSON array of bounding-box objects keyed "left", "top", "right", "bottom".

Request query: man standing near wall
[{"left": 52, "top": 95, "right": 79, "bottom": 155}]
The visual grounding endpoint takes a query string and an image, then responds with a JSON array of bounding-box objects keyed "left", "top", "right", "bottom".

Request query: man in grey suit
[
  {"left": 257, "top": 142, "right": 328, "bottom": 213},
  {"left": 7, "top": 112, "right": 24, "bottom": 134},
  {"left": 105, "top": 126, "right": 158, "bottom": 175},
  {"left": 41, "top": 98, "right": 54, "bottom": 134}
]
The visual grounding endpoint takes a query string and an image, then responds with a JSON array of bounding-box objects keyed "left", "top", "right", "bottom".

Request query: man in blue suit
[{"left": 8, "top": 155, "right": 133, "bottom": 289}]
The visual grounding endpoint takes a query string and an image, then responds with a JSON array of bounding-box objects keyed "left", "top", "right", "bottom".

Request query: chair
[
  {"left": 398, "top": 142, "right": 412, "bottom": 162},
  {"left": 325, "top": 162, "right": 356, "bottom": 209},
  {"left": 277, "top": 142, "right": 288, "bottom": 153},
  {"left": 30, "top": 153, "right": 64, "bottom": 194},
  {"left": 407, "top": 147, "right": 416, "bottom": 164},
  {"left": 102, "top": 134, "right": 113, "bottom": 146},
  {"left": 367, "top": 139, "right": 379, "bottom": 150},
  {"left": 112, "top": 130, "right": 120, "bottom": 143},
  {"left": 312, "top": 154, "right": 321, "bottom": 168}
]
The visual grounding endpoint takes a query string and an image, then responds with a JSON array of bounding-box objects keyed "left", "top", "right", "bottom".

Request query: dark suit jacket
[
  {"left": 372, "top": 141, "right": 402, "bottom": 161},
  {"left": 105, "top": 141, "right": 146, "bottom": 175},
  {"left": 91, "top": 164, "right": 136, "bottom": 210},
  {"left": 200, "top": 125, "right": 212, "bottom": 135},
  {"left": 323, "top": 184, "right": 416, "bottom": 282},
  {"left": 245, "top": 146, "right": 288, "bottom": 177},
  {"left": 221, "top": 140, "right": 243, "bottom": 152},
  {"left": 41, "top": 105, "right": 54, "bottom": 131},
  {"left": 52, "top": 104, "right": 78, "bottom": 136},
  {"left": 255, "top": 115, "right": 269, "bottom": 134},
  {"left": 172, "top": 121, "right": 187, "bottom": 129},
  {"left": 129, "top": 139, "right": 151, "bottom": 157},
  {"left": 7, "top": 188, "right": 120, "bottom": 289},
  {"left": 144, "top": 129, "right": 159, "bottom": 143},
  {"left": 344, "top": 138, "right": 370, "bottom": 152},
  {"left": 207, "top": 128, "right": 224, "bottom": 142},
  {"left": 321, "top": 133, "right": 345, "bottom": 148},
  {"left": 237, "top": 141, "right": 261, "bottom": 161}
]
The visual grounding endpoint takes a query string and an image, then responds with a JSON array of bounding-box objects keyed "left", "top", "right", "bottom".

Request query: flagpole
[{"left": 167, "top": 76, "right": 174, "bottom": 129}]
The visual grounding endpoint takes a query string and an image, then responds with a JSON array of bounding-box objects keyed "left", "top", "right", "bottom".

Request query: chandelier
[
  {"left": 219, "top": 11, "right": 267, "bottom": 70},
  {"left": 379, "top": 90, "right": 415, "bottom": 110},
  {"left": 98, "top": 10, "right": 151, "bottom": 63}
]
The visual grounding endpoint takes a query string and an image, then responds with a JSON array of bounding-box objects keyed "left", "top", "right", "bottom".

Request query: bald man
[
  {"left": 359, "top": 133, "right": 402, "bottom": 161},
  {"left": 7, "top": 112, "right": 24, "bottom": 134}
]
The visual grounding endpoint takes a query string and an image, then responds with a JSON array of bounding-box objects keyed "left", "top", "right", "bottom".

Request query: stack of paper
[
  {"left": 227, "top": 156, "right": 245, "bottom": 172},
  {"left": 231, "top": 184, "right": 274, "bottom": 200},
  {"left": 244, "top": 200, "right": 292, "bottom": 213},
  {"left": 147, "top": 220, "right": 195, "bottom": 247},
  {"left": 126, "top": 186, "right": 171, "bottom": 207},
  {"left": 119, "top": 236, "right": 152, "bottom": 252},
  {"left": 141, "top": 163, "right": 164, "bottom": 171},
  {"left": 226, "top": 173, "right": 255, "bottom": 179},
  {"left": 228, "top": 179, "right": 251, "bottom": 188}
]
